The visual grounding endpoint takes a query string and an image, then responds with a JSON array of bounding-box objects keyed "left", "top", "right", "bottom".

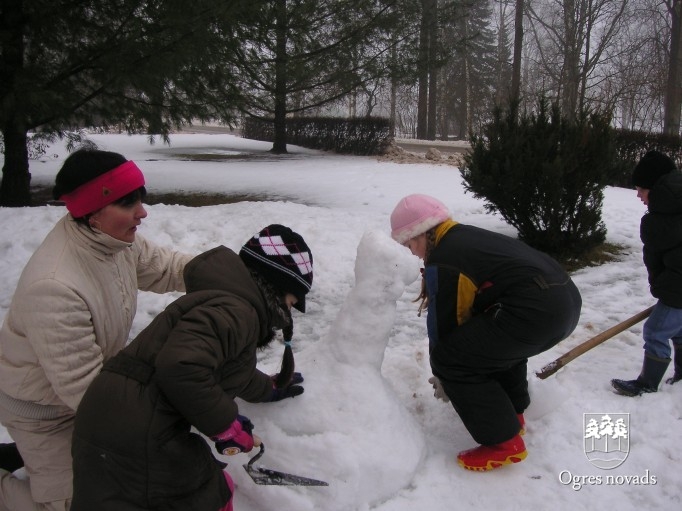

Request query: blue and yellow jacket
[{"left": 423, "top": 220, "right": 571, "bottom": 351}]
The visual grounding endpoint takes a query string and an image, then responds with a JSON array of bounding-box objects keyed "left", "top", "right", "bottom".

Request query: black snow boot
[
  {"left": 666, "top": 344, "right": 682, "bottom": 385},
  {"left": 611, "top": 353, "right": 670, "bottom": 397},
  {"left": 0, "top": 442, "right": 24, "bottom": 473}
]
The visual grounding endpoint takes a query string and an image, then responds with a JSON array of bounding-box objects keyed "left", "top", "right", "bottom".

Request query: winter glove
[
  {"left": 269, "top": 372, "right": 304, "bottom": 401},
  {"left": 212, "top": 415, "right": 255, "bottom": 455},
  {"left": 428, "top": 376, "right": 450, "bottom": 403},
  {"left": 271, "top": 371, "right": 304, "bottom": 385},
  {"left": 270, "top": 380, "right": 304, "bottom": 401}
]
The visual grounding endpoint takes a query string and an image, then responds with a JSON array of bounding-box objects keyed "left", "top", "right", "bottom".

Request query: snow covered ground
[{"left": 1, "top": 133, "right": 680, "bottom": 510}]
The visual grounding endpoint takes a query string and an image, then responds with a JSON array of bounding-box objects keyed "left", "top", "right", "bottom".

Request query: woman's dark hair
[
  {"left": 69, "top": 187, "right": 147, "bottom": 227},
  {"left": 52, "top": 148, "right": 127, "bottom": 200},
  {"left": 114, "top": 187, "right": 147, "bottom": 207}
]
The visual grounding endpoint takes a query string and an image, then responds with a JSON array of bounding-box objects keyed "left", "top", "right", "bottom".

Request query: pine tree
[
  {"left": 1, "top": 0, "right": 254, "bottom": 206},
  {"left": 441, "top": 0, "right": 498, "bottom": 138},
  {"left": 229, "top": 0, "right": 407, "bottom": 154}
]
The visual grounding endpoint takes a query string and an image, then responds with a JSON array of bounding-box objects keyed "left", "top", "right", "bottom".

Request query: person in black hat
[
  {"left": 239, "top": 224, "right": 313, "bottom": 314},
  {"left": 71, "top": 225, "right": 313, "bottom": 511},
  {"left": 612, "top": 150, "right": 682, "bottom": 396}
]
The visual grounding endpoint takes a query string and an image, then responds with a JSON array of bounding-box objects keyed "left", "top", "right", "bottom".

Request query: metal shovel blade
[{"left": 243, "top": 443, "right": 328, "bottom": 487}]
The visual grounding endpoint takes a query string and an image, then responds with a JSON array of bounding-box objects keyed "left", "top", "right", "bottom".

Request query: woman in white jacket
[{"left": 0, "top": 149, "right": 193, "bottom": 511}]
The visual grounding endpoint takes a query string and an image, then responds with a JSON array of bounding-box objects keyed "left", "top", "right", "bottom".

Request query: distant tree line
[{"left": 2, "top": 0, "right": 681, "bottom": 206}]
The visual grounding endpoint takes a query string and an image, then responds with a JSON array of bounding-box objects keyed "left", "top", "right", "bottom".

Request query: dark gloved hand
[
  {"left": 269, "top": 371, "right": 304, "bottom": 401},
  {"left": 212, "top": 415, "right": 255, "bottom": 455},
  {"left": 271, "top": 371, "right": 304, "bottom": 386},
  {"left": 270, "top": 383, "right": 304, "bottom": 401}
]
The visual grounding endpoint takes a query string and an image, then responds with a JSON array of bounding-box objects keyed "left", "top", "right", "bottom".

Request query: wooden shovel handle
[{"left": 535, "top": 306, "right": 654, "bottom": 379}]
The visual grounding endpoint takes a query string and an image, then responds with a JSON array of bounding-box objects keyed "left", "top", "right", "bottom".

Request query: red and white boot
[{"left": 457, "top": 434, "right": 527, "bottom": 471}]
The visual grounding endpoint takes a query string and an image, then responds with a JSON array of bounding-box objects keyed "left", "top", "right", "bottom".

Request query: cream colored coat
[{"left": 0, "top": 214, "right": 193, "bottom": 413}]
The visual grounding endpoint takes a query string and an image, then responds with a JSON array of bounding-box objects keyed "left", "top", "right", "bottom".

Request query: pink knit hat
[{"left": 390, "top": 194, "right": 450, "bottom": 244}]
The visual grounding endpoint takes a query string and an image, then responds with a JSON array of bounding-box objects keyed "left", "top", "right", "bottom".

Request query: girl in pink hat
[{"left": 391, "top": 194, "right": 582, "bottom": 471}]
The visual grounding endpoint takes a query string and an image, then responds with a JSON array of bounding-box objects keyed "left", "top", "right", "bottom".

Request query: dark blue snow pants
[{"left": 430, "top": 277, "right": 581, "bottom": 446}]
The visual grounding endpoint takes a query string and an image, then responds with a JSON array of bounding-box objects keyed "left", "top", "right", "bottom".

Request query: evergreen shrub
[{"left": 460, "top": 100, "right": 617, "bottom": 260}]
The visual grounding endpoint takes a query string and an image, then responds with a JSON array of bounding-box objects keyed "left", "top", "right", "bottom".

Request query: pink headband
[{"left": 60, "top": 160, "right": 145, "bottom": 217}]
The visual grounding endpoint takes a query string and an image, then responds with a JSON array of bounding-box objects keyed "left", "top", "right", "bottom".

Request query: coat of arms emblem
[{"left": 583, "top": 413, "right": 630, "bottom": 469}]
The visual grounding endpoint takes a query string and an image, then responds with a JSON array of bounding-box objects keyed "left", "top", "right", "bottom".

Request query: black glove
[
  {"left": 269, "top": 372, "right": 305, "bottom": 402},
  {"left": 271, "top": 371, "right": 304, "bottom": 386},
  {"left": 270, "top": 385, "right": 304, "bottom": 401}
]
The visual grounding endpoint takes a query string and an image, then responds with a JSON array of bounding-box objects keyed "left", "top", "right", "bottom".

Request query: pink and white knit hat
[{"left": 390, "top": 194, "right": 450, "bottom": 244}]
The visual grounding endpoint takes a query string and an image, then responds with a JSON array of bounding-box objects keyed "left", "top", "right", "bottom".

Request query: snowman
[{"left": 234, "top": 230, "right": 426, "bottom": 511}]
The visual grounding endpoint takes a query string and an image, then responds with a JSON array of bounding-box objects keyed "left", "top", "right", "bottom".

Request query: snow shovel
[{"left": 243, "top": 440, "right": 329, "bottom": 487}]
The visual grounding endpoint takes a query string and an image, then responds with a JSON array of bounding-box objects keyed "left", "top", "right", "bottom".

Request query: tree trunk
[
  {"left": 561, "top": 0, "right": 579, "bottom": 118},
  {"left": 427, "top": 70, "right": 437, "bottom": 140},
  {"left": 0, "top": 0, "right": 31, "bottom": 206},
  {"left": 416, "top": 0, "right": 430, "bottom": 139},
  {"left": 665, "top": 0, "right": 682, "bottom": 136},
  {"left": 510, "top": 0, "right": 524, "bottom": 104},
  {"left": 389, "top": 71, "right": 397, "bottom": 138},
  {"left": 0, "top": 125, "right": 31, "bottom": 207},
  {"left": 460, "top": 13, "right": 471, "bottom": 137},
  {"left": 426, "top": 0, "right": 438, "bottom": 140},
  {"left": 349, "top": 90, "right": 357, "bottom": 117},
  {"left": 271, "top": 0, "right": 289, "bottom": 154},
  {"left": 578, "top": 0, "right": 592, "bottom": 114}
]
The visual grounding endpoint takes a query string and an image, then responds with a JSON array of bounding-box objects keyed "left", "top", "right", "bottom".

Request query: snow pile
[{"left": 233, "top": 230, "right": 424, "bottom": 510}]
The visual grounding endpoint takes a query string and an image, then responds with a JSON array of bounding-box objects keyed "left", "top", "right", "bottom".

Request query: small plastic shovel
[{"left": 243, "top": 440, "right": 328, "bottom": 487}]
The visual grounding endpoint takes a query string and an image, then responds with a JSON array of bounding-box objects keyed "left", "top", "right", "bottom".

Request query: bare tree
[
  {"left": 525, "top": 0, "right": 628, "bottom": 118},
  {"left": 604, "top": 1, "right": 666, "bottom": 131}
]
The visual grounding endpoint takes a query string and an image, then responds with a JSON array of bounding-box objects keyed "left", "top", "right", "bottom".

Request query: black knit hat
[
  {"left": 53, "top": 149, "right": 127, "bottom": 200},
  {"left": 239, "top": 224, "right": 313, "bottom": 313},
  {"left": 632, "top": 150, "right": 677, "bottom": 189}
]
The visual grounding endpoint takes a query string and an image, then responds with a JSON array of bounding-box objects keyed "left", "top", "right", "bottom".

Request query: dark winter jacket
[
  {"left": 641, "top": 171, "right": 682, "bottom": 308},
  {"left": 424, "top": 221, "right": 580, "bottom": 351},
  {"left": 71, "top": 246, "right": 275, "bottom": 511}
]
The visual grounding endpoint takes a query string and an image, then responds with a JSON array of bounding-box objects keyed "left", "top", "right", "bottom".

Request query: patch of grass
[
  {"left": 171, "top": 153, "right": 244, "bottom": 161},
  {"left": 560, "top": 242, "right": 625, "bottom": 273},
  {"left": 145, "top": 191, "right": 278, "bottom": 207},
  {"left": 30, "top": 186, "right": 279, "bottom": 208},
  {"left": 30, "top": 186, "right": 57, "bottom": 206}
]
